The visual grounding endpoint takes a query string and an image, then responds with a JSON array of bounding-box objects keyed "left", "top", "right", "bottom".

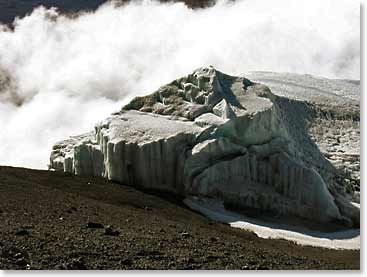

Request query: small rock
[
  {"left": 104, "top": 226, "right": 120, "bottom": 236},
  {"left": 67, "top": 207, "right": 77, "bottom": 213},
  {"left": 180, "top": 232, "right": 191, "bottom": 239},
  {"left": 15, "top": 258, "right": 28, "bottom": 267},
  {"left": 14, "top": 252, "right": 23, "bottom": 259},
  {"left": 86, "top": 222, "right": 104, "bottom": 229},
  {"left": 187, "top": 257, "right": 195, "bottom": 264},
  {"left": 55, "top": 264, "right": 67, "bottom": 270},
  {"left": 209, "top": 237, "right": 218, "bottom": 243},
  {"left": 120, "top": 258, "right": 132, "bottom": 266},
  {"left": 15, "top": 229, "right": 30, "bottom": 236},
  {"left": 67, "top": 257, "right": 87, "bottom": 270}
]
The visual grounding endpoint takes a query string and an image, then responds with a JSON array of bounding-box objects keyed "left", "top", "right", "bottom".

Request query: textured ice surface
[
  {"left": 246, "top": 71, "right": 360, "bottom": 103},
  {"left": 50, "top": 66, "right": 360, "bottom": 227}
]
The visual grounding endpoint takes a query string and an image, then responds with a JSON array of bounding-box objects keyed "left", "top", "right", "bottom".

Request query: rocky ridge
[{"left": 50, "top": 66, "right": 360, "bottom": 227}]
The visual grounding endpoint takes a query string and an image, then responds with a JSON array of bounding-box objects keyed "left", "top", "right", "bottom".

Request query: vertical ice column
[
  {"left": 288, "top": 166, "right": 296, "bottom": 198},
  {"left": 280, "top": 163, "right": 289, "bottom": 195},
  {"left": 243, "top": 153, "right": 250, "bottom": 179},
  {"left": 250, "top": 154, "right": 257, "bottom": 182},
  {"left": 267, "top": 162, "right": 274, "bottom": 187},
  {"left": 258, "top": 161, "right": 267, "bottom": 185}
]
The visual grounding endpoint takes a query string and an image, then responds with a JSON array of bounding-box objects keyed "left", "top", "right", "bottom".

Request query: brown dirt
[{"left": 0, "top": 166, "right": 359, "bottom": 270}]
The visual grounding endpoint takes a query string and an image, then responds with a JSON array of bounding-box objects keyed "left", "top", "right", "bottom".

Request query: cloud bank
[{"left": 0, "top": 0, "right": 360, "bottom": 169}]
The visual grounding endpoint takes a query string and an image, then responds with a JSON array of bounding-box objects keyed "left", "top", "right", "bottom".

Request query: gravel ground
[{"left": 0, "top": 166, "right": 359, "bottom": 270}]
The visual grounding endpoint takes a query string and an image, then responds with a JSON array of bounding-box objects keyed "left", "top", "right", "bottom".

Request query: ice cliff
[{"left": 49, "top": 66, "right": 359, "bottom": 227}]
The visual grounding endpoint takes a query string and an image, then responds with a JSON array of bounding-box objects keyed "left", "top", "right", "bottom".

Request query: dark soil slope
[{"left": 0, "top": 166, "right": 359, "bottom": 270}]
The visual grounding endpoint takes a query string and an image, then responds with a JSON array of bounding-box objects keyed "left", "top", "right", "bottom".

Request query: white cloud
[{"left": 0, "top": 0, "right": 360, "bottom": 168}]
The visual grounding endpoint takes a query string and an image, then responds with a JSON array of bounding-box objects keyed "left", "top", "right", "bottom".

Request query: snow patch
[{"left": 184, "top": 196, "right": 360, "bottom": 250}]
